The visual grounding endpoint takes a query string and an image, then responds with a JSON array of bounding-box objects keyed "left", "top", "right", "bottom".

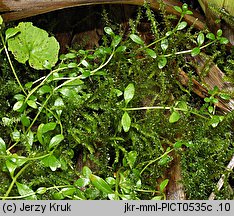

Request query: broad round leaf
[
  {"left": 42, "top": 122, "right": 57, "bottom": 134},
  {"left": 116, "top": 45, "right": 126, "bottom": 53},
  {"left": 38, "top": 85, "right": 52, "bottom": 95},
  {"left": 61, "top": 187, "right": 76, "bottom": 196},
  {"left": 21, "top": 114, "right": 30, "bottom": 127},
  {"left": 111, "top": 35, "right": 122, "bottom": 48},
  {"left": 7, "top": 22, "right": 59, "bottom": 70},
  {"left": 82, "top": 166, "right": 92, "bottom": 178},
  {"left": 0, "top": 16, "right": 3, "bottom": 25}
]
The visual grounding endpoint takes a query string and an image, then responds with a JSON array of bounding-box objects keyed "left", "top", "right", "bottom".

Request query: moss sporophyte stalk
[{"left": 0, "top": 2, "right": 233, "bottom": 200}]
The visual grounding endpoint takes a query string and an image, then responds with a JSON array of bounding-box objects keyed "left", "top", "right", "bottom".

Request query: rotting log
[{"left": 0, "top": 0, "right": 205, "bottom": 30}]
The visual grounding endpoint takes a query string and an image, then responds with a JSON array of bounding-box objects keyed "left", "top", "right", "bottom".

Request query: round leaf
[
  {"left": 7, "top": 22, "right": 59, "bottom": 70},
  {"left": 126, "top": 151, "right": 138, "bottom": 169},
  {"left": 116, "top": 45, "right": 126, "bottom": 53},
  {"left": 105, "top": 177, "right": 116, "bottom": 186},
  {"left": 0, "top": 15, "right": 3, "bottom": 25},
  {"left": 61, "top": 187, "right": 76, "bottom": 196},
  {"left": 42, "top": 122, "right": 57, "bottom": 134},
  {"left": 38, "top": 85, "right": 52, "bottom": 95},
  {"left": 111, "top": 35, "right": 122, "bottom": 48}
]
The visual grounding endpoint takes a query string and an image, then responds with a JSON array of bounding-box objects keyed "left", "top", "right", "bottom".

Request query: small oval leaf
[
  {"left": 49, "top": 134, "right": 64, "bottom": 150},
  {"left": 83, "top": 166, "right": 92, "bottom": 178},
  {"left": 27, "top": 100, "right": 37, "bottom": 109},
  {"left": 16, "top": 182, "right": 37, "bottom": 200},
  {"left": 104, "top": 27, "right": 115, "bottom": 36},
  {"left": 169, "top": 111, "right": 180, "bottom": 123},
  {"left": 173, "top": 6, "right": 182, "bottom": 13},
  {"left": 191, "top": 47, "right": 200, "bottom": 57},
  {"left": 206, "top": 33, "right": 215, "bottom": 40},
  {"left": 176, "top": 21, "right": 187, "bottom": 31},
  {"left": 129, "top": 34, "right": 144, "bottom": 45},
  {"left": 158, "top": 56, "right": 167, "bottom": 69},
  {"left": 197, "top": 33, "right": 205, "bottom": 46},
  {"left": 145, "top": 48, "right": 157, "bottom": 58},
  {"left": 121, "top": 112, "right": 131, "bottom": 132},
  {"left": 161, "top": 39, "right": 168, "bottom": 51},
  {"left": 13, "top": 100, "right": 24, "bottom": 111},
  {"left": 0, "top": 137, "right": 6, "bottom": 154},
  {"left": 160, "top": 179, "right": 169, "bottom": 192},
  {"left": 124, "top": 83, "right": 135, "bottom": 104},
  {"left": 90, "top": 174, "right": 114, "bottom": 194}
]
